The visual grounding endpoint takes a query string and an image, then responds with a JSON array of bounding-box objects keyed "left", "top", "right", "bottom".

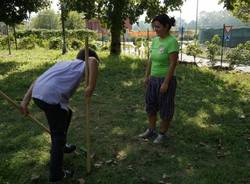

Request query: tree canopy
[
  {"left": 65, "top": 0, "right": 184, "bottom": 55},
  {"left": 0, "top": 0, "right": 50, "bottom": 25},
  {"left": 219, "top": 0, "right": 250, "bottom": 22},
  {"left": 31, "top": 10, "right": 60, "bottom": 30}
]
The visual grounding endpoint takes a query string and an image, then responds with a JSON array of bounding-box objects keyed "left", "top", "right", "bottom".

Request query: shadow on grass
[
  {"left": 0, "top": 53, "right": 249, "bottom": 183},
  {"left": 80, "top": 55, "right": 250, "bottom": 184}
]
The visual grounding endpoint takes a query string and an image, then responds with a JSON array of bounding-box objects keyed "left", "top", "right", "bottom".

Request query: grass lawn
[{"left": 0, "top": 48, "right": 250, "bottom": 184}]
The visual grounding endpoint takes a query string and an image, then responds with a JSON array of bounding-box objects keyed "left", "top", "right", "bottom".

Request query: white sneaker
[
  {"left": 138, "top": 128, "right": 157, "bottom": 139},
  {"left": 153, "top": 134, "right": 166, "bottom": 144}
]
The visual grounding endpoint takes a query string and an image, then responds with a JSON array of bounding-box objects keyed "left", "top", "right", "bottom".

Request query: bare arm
[
  {"left": 85, "top": 57, "right": 98, "bottom": 98},
  {"left": 160, "top": 52, "right": 178, "bottom": 93},
  {"left": 144, "top": 59, "right": 152, "bottom": 87},
  {"left": 20, "top": 82, "right": 35, "bottom": 115}
]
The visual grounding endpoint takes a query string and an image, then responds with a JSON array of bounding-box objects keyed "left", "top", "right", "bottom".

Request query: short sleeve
[{"left": 168, "top": 38, "right": 179, "bottom": 54}]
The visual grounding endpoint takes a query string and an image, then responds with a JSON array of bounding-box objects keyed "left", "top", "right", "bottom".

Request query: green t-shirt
[{"left": 150, "top": 35, "right": 179, "bottom": 77}]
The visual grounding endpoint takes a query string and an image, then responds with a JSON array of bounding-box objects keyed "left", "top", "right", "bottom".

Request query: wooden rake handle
[
  {"left": 0, "top": 90, "right": 50, "bottom": 133},
  {"left": 0, "top": 90, "right": 81, "bottom": 155}
]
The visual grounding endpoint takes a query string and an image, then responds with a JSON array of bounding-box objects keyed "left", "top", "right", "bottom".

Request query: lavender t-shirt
[{"left": 32, "top": 59, "right": 85, "bottom": 110}]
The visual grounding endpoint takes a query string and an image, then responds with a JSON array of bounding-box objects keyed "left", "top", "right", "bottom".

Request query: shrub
[
  {"left": 0, "top": 34, "right": 14, "bottom": 49},
  {"left": 226, "top": 41, "right": 250, "bottom": 67},
  {"left": 70, "top": 39, "right": 83, "bottom": 50},
  {"left": 205, "top": 34, "right": 221, "bottom": 66},
  {"left": 18, "top": 35, "right": 36, "bottom": 49},
  {"left": 186, "top": 42, "right": 203, "bottom": 62},
  {"left": 49, "top": 37, "right": 62, "bottom": 49}
]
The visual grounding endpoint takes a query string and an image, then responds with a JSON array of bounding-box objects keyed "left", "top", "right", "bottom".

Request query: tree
[
  {"left": 65, "top": 11, "right": 85, "bottom": 29},
  {"left": 205, "top": 34, "right": 221, "bottom": 66},
  {"left": 219, "top": 0, "right": 250, "bottom": 22},
  {"left": 226, "top": 41, "right": 250, "bottom": 67},
  {"left": 186, "top": 42, "right": 203, "bottom": 63},
  {"left": 60, "top": 0, "right": 67, "bottom": 54},
  {"left": 0, "top": 0, "right": 50, "bottom": 54},
  {"left": 31, "top": 9, "right": 60, "bottom": 29},
  {"left": 66, "top": 0, "right": 184, "bottom": 55},
  {"left": 0, "top": 0, "right": 50, "bottom": 25}
]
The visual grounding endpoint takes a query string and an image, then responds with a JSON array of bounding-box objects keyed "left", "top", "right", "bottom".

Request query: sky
[
  {"left": 51, "top": 0, "right": 225, "bottom": 23},
  {"left": 169, "top": 0, "right": 225, "bottom": 22}
]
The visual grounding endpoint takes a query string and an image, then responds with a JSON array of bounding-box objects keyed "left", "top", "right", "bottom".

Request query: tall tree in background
[
  {"left": 66, "top": 0, "right": 184, "bottom": 55},
  {"left": 59, "top": 0, "right": 69, "bottom": 54},
  {"left": 0, "top": 0, "right": 50, "bottom": 54},
  {"left": 31, "top": 9, "right": 60, "bottom": 29},
  {"left": 219, "top": 0, "right": 250, "bottom": 22},
  {"left": 65, "top": 11, "right": 85, "bottom": 29}
]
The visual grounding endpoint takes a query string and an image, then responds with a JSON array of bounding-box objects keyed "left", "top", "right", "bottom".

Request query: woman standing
[{"left": 139, "top": 14, "right": 179, "bottom": 144}]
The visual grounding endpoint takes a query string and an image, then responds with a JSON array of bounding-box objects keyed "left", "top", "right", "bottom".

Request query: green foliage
[
  {"left": 0, "top": 0, "right": 50, "bottom": 25},
  {"left": 31, "top": 9, "right": 60, "bottom": 29},
  {"left": 205, "top": 35, "right": 221, "bottom": 66},
  {"left": 135, "top": 37, "right": 146, "bottom": 48},
  {"left": 186, "top": 42, "right": 203, "bottom": 62},
  {"left": 100, "top": 45, "right": 109, "bottom": 51},
  {"left": 219, "top": 0, "right": 250, "bottom": 22},
  {"left": 0, "top": 34, "right": 14, "bottom": 49},
  {"left": 16, "top": 29, "right": 96, "bottom": 41},
  {"left": 65, "top": 11, "right": 85, "bottom": 29},
  {"left": 70, "top": 39, "right": 83, "bottom": 50},
  {"left": 18, "top": 36, "right": 36, "bottom": 49},
  {"left": 226, "top": 41, "right": 250, "bottom": 67},
  {"left": 65, "top": 0, "right": 184, "bottom": 55},
  {"left": 49, "top": 37, "right": 62, "bottom": 49}
]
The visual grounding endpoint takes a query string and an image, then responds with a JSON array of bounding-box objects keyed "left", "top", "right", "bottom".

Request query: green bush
[
  {"left": 100, "top": 45, "right": 109, "bottom": 51},
  {"left": 49, "top": 37, "right": 62, "bottom": 49},
  {"left": 70, "top": 39, "right": 83, "bottom": 50},
  {"left": 89, "top": 44, "right": 97, "bottom": 50},
  {"left": 0, "top": 34, "right": 14, "bottom": 49},
  {"left": 186, "top": 42, "right": 203, "bottom": 62},
  {"left": 18, "top": 35, "right": 36, "bottom": 49},
  {"left": 226, "top": 41, "right": 250, "bottom": 67},
  {"left": 205, "top": 34, "right": 221, "bottom": 66},
  {"left": 16, "top": 29, "right": 96, "bottom": 41}
]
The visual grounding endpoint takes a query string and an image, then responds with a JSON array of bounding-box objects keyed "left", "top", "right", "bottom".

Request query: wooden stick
[
  {"left": 84, "top": 36, "right": 91, "bottom": 173},
  {"left": 0, "top": 90, "right": 82, "bottom": 155},
  {"left": 0, "top": 90, "right": 50, "bottom": 133}
]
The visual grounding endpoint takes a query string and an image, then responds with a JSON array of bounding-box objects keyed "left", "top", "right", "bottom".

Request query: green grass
[{"left": 0, "top": 48, "right": 250, "bottom": 184}]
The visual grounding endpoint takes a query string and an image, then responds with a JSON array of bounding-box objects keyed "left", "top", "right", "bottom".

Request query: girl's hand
[
  {"left": 85, "top": 86, "right": 94, "bottom": 98},
  {"left": 20, "top": 101, "right": 29, "bottom": 115},
  {"left": 160, "top": 82, "right": 169, "bottom": 93},
  {"left": 144, "top": 77, "right": 150, "bottom": 88}
]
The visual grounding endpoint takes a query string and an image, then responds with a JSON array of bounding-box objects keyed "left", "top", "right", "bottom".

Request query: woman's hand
[
  {"left": 20, "top": 101, "right": 29, "bottom": 115},
  {"left": 85, "top": 86, "right": 94, "bottom": 98},
  {"left": 160, "top": 82, "right": 169, "bottom": 93},
  {"left": 144, "top": 76, "right": 150, "bottom": 88}
]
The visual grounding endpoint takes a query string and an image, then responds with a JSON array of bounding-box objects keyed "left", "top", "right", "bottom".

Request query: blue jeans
[{"left": 33, "top": 98, "right": 72, "bottom": 182}]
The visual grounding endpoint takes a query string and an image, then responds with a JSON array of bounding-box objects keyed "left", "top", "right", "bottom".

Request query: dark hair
[
  {"left": 76, "top": 48, "right": 100, "bottom": 62},
  {"left": 152, "top": 14, "right": 176, "bottom": 29}
]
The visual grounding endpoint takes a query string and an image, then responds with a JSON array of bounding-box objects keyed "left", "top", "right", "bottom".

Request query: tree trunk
[
  {"left": 6, "top": 25, "right": 11, "bottom": 55},
  {"left": 61, "top": 6, "right": 67, "bottom": 54},
  {"left": 110, "top": 25, "right": 121, "bottom": 55},
  {"left": 13, "top": 25, "right": 17, "bottom": 50}
]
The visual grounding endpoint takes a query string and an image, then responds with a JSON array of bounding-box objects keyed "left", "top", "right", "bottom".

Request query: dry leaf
[
  {"left": 105, "top": 159, "right": 113, "bottom": 164},
  {"left": 30, "top": 174, "right": 40, "bottom": 182},
  {"left": 158, "top": 180, "right": 165, "bottom": 184},
  {"left": 162, "top": 173, "right": 168, "bottom": 179},
  {"left": 78, "top": 178, "right": 85, "bottom": 184},
  {"left": 94, "top": 161, "right": 103, "bottom": 168},
  {"left": 140, "top": 177, "right": 147, "bottom": 182}
]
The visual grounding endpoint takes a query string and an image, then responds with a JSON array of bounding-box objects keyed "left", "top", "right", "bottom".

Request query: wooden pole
[
  {"left": 0, "top": 90, "right": 82, "bottom": 155},
  {"left": 84, "top": 37, "right": 91, "bottom": 173},
  {"left": 0, "top": 90, "right": 50, "bottom": 133}
]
